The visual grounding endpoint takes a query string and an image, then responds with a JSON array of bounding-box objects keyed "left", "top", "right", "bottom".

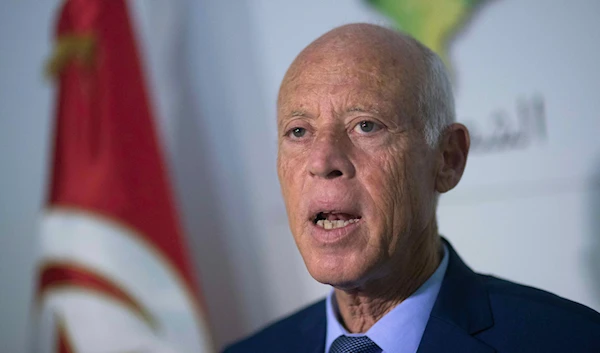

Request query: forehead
[
  {"left": 278, "top": 48, "right": 421, "bottom": 119},
  {"left": 279, "top": 84, "right": 392, "bottom": 120}
]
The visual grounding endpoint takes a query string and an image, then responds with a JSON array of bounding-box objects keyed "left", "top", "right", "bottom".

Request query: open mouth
[{"left": 313, "top": 211, "right": 361, "bottom": 230}]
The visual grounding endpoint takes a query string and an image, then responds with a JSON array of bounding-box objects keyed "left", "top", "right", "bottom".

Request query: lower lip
[{"left": 309, "top": 220, "right": 362, "bottom": 244}]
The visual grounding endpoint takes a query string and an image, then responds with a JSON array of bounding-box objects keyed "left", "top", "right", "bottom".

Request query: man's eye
[
  {"left": 288, "top": 127, "right": 307, "bottom": 138},
  {"left": 353, "top": 120, "right": 381, "bottom": 134}
]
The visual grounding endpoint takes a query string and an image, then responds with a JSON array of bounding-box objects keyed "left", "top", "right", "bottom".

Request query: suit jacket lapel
[
  {"left": 297, "top": 301, "right": 326, "bottom": 353},
  {"left": 417, "top": 239, "right": 496, "bottom": 353}
]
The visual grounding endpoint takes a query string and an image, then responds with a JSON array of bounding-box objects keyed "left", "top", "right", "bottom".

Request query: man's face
[{"left": 277, "top": 51, "right": 439, "bottom": 289}]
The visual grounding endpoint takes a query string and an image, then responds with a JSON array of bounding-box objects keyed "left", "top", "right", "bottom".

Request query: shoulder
[
  {"left": 478, "top": 274, "right": 600, "bottom": 349},
  {"left": 481, "top": 274, "right": 600, "bottom": 323},
  {"left": 222, "top": 299, "right": 326, "bottom": 353}
]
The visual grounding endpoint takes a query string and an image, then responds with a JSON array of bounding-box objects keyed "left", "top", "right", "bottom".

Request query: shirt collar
[{"left": 325, "top": 244, "right": 449, "bottom": 353}]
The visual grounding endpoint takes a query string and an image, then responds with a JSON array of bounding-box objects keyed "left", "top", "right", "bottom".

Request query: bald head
[{"left": 278, "top": 23, "right": 455, "bottom": 146}]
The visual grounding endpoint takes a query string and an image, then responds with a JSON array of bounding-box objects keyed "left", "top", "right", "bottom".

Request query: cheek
[
  {"left": 277, "top": 151, "right": 305, "bottom": 215},
  {"left": 359, "top": 144, "right": 417, "bottom": 252},
  {"left": 362, "top": 149, "right": 408, "bottom": 223},
  {"left": 404, "top": 146, "right": 436, "bottom": 218}
]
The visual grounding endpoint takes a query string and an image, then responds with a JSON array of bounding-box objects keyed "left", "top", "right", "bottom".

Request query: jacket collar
[
  {"left": 297, "top": 239, "right": 496, "bottom": 353},
  {"left": 417, "top": 238, "right": 495, "bottom": 353}
]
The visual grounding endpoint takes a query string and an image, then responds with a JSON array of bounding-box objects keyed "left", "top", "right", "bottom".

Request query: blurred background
[{"left": 1, "top": 0, "right": 599, "bottom": 352}]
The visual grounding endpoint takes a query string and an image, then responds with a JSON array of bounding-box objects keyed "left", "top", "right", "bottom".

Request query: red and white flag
[{"left": 35, "top": 0, "right": 214, "bottom": 351}]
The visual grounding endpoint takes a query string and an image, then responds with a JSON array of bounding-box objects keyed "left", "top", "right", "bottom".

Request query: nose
[{"left": 308, "top": 131, "right": 356, "bottom": 179}]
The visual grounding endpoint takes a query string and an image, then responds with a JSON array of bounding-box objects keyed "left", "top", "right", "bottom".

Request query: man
[{"left": 224, "top": 23, "right": 600, "bottom": 353}]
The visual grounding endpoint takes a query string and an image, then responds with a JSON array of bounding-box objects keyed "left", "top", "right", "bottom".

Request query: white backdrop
[{"left": 1, "top": 1, "right": 599, "bottom": 352}]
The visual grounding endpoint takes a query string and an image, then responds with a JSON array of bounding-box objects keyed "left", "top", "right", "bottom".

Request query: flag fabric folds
[{"left": 36, "top": 0, "right": 214, "bottom": 351}]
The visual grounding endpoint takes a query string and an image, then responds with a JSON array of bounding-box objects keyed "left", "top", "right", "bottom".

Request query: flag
[{"left": 36, "top": 0, "right": 214, "bottom": 351}]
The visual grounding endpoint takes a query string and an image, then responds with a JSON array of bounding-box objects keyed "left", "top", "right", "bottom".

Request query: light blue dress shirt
[{"left": 325, "top": 244, "right": 449, "bottom": 353}]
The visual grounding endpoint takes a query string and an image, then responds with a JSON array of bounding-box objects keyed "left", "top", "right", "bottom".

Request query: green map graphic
[{"left": 367, "top": 0, "right": 488, "bottom": 72}]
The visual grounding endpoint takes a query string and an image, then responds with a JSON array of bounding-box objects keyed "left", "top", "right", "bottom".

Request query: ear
[{"left": 435, "top": 123, "right": 470, "bottom": 193}]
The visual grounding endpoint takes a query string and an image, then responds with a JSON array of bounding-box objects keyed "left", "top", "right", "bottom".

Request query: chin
[{"left": 303, "top": 251, "right": 375, "bottom": 289}]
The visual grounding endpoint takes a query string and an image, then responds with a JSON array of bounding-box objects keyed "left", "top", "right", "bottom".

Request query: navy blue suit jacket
[{"left": 224, "top": 241, "right": 600, "bottom": 352}]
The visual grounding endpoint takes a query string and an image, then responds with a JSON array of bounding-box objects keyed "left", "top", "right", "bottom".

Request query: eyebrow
[
  {"left": 347, "top": 106, "right": 380, "bottom": 115},
  {"left": 290, "top": 111, "right": 307, "bottom": 117},
  {"left": 284, "top": 105, "right": 381, "bottom": 120}
]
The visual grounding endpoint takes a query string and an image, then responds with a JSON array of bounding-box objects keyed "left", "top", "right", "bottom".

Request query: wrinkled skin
[{"left": 276, "top": 24, "right": 469, "bottom": 332}]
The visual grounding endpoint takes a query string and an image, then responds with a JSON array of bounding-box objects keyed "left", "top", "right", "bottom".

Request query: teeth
[{"left": 315, "top": 218, "right": 360, "bottom": 229}]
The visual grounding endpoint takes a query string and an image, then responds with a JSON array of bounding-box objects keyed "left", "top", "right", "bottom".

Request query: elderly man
[{"left": 224, "top": 23, "right": 600, "bottom": 353}]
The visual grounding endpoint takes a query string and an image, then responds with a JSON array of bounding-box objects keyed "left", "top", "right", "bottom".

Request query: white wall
[
  {"left": 1, "top": 1, "right": 599, "bottom": 352},
  {"left": 0, "top": 2, "right": 60, "bottom": 353}
]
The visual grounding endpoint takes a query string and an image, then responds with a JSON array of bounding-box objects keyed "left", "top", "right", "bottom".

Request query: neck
[{"left": 334, "top": 228, "right": 442, "bottom": 333}]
